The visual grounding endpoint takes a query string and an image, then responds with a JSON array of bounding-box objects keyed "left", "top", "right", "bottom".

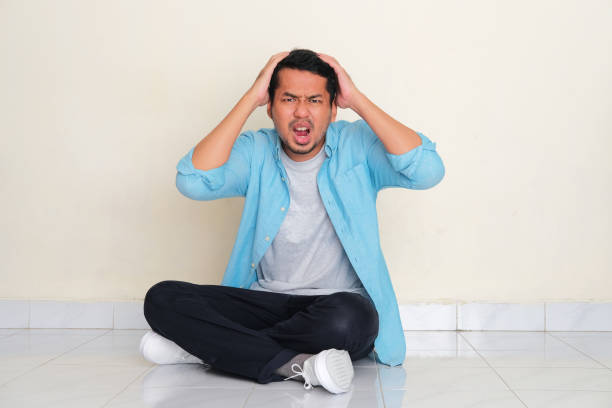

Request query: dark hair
[{"left": 268, "top": 49, "right": 338, "bottom": 106}]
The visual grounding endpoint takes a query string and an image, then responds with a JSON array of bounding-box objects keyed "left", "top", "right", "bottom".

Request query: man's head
[
  {"left": 268, "top": 49, "right": 338, "bottom": 106},
  {"left": 267, "top": 49, "right": 339, "bottom": 162}
]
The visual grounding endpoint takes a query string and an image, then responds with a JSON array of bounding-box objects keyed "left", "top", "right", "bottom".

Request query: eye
[
  {"left": 282, "top": 97, "right": 296, "bottom": 102},
  {"left": 309, "top": 99, "right": 322, "bottom": 104}
]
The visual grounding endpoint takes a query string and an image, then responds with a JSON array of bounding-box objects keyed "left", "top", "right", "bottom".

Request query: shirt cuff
[
  {"left": 384, "top": 132, "right": 437, "bottom": 179},
  {"left": 176, "top": 146, "right": 225, "bottom": 191}
]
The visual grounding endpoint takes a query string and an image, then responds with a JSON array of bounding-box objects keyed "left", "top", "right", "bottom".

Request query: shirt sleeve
[
  {"left": 175, "top": 132, "right": 253, "bottom": 200},
  {"left": 362, "top": 121, "right": 445, "bottom": 191}
]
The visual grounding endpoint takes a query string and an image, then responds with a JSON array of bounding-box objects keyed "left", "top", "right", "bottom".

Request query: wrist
[
  {"left": 242, "top": 88, "right": 263, "bottom": 111},
  {"left": 349, "top": 91, "right": 370, "bottom": 116}
]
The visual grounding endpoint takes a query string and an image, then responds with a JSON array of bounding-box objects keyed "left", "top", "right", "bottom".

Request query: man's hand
[
  {"left": 319, "top": 53, "right": 423, "bottom": 156},
  {"left": 192, "top": 51, "right": 288, "bottom": 171},
  {"left": 249, "top": 52, "right": 290, "bottom": 107},
  {"left": 317, "top": 53, "right": 362, "bottom": 110}
]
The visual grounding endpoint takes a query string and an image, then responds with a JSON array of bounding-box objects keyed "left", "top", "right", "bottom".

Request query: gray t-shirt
[{"left": 249, "top": 145, "right": 368, "bottom": 298}]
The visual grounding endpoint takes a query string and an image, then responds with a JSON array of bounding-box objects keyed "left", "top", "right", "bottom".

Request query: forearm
[
  {"left": 351, "top": 92, "right": 422, "bottom": 155},
  {"left": 192, "top": 91, "right": 259, "bottom": 171}
]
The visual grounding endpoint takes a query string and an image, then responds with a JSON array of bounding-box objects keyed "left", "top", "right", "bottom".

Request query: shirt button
[
  {"left": 281, "top": 177, "right": 286, "bottom": 182},
  {"left": 251, "top": 263, "right": 255, "bottom": 268},
  {"left": 281, "top": 207, "right": 285, "bottom": 211},
  {"left": 265, "top": 236, "right": 270, "bottom": 241}
]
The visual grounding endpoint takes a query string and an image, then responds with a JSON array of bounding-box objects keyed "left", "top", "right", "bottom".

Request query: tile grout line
[
  {"left": 0, "top": 329, "right": 112, "bottom": 387},
  {"left": 376, "top": 356, "right": 387, "bottom": 408},
  {"left": 239, "top": 384, "right": 256, "bottom": 408},
  {"left": 458, "top": 332, "right": 530, "bottom": 408},
  {"left": 100, "top": 364, "right": 156, "bottom": 408},
  {"left": 456, "top": 303, "right": 459, "bottom": 330},
  {"left": 547, "top": 332, "right": 611, "bottom": 370},
  {"left": 0, "top": 329, "right": 26, "bottom": 340}
]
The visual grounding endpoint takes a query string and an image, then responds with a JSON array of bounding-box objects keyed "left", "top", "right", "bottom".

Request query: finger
[
  {"left": 263, "top": 52, "right": 288, "bottom": 70},
  {"left": 317, "top": 53, "right": 339, "bottom": 67},
  {"left": 271, "top": 51, "right": 290, "bottom": 62},
  {"left": 260, "top": 52, "right": 289, "bottom": 75}
]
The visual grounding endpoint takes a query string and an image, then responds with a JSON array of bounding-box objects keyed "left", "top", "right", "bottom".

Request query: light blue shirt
[{"left": 175, "top": 119, "right": 445, "bottom": 366}]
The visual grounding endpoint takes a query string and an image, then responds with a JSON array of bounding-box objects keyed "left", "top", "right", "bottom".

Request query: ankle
[{"left": 274, "top": 353, "right": 313, "bottom": 380}]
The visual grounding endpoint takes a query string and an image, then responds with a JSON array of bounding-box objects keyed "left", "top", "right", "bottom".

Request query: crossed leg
[{"left": 143, "top": 280, "right": 379, "bottom": 383}]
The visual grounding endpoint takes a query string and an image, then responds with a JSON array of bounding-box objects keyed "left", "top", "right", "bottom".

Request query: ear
[
  {"left": 330, "top": 100, "right": 338, "bottom": 122},
  {"left": 267, "top": 101, "right": 272, "bottom": 119}
]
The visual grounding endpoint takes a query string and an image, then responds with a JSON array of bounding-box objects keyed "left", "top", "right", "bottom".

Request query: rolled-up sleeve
[
  {"left": 365, "top": 124, "right": 445, "bottom": 191},
  {"left": 175, "top": 132, "right": 253, "bottom": 200}
]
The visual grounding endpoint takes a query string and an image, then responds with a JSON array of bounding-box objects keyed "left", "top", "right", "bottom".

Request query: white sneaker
[
  {"left": 283, "top": 348, "right": 354, "bottom": 394},
  {"left": 139, "top": 331, "right": 204, "bottom": 365}
]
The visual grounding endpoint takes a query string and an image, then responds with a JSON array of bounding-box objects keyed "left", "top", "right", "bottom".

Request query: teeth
[{"left": 295, "top": 127, "right": 308, "bottom": 131}]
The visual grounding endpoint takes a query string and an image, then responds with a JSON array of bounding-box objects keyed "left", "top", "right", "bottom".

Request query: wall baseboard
[
  {"left": 399, "top": 302, "right": 612, "bottom": 331},
  {"left": 1, "top": 300, "right": 611, "bottom": 331}
]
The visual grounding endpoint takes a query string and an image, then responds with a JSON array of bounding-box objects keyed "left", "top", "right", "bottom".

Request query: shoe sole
[
  {"left": 314, "top": 349, "right": 354, "bottom": 394},
  {"left": 140, "top": 331, "right": 204, "bottom": 365},
  {"left": 139, "top": 331, "right": 153, "bottom": 355}
]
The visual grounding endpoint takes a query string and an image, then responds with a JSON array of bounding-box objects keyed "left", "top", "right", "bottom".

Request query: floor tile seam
[
  {"left": 547, "top": 332, "right": 610, "bottom": 369},
  {"left": 378, "top": 384, "right": 518, "bottom": 391},
  {"left": 376, "top": 362, "right": 388, "bottom": 408},
  {"left": 512, "top": 388, "right": 612, "bottom": 393},
  {"left": 380, "top": 365, "right": 610, "bottom": 371},
  {"left": 140, "top": 385, "right": 258, "bottom": 390},
  {"left": 484, "top": 364, "right": 610, "bottom": 369},
  {"left": 100, "top": 365, "right": 154, "bottom": 408},
  {"left": 45, "top": 363, "right": 155, "bottom": 368},
  {"left": 548, "top": 331, "right": 612, "bottom": 334},
  {"left": 380, "top": 366, "right": 532, "bottom": 371},
  {"left": 257, "top": 386, "right": 381, "bottom": 392},
  {"left": 5, "top": 333, "right": 112, "bottom": 337},
  {"left": 0, "top": 329, "right": 26, "bottom": 339},
  {"left": 458, "top": 331, "right": 530, "bottom": 408},
  {"left": 406, "top": 348, "right": 542, "bottom": 351},
  {"left": 106, "top": 330, "right": 149, "bottom": 335},
  {"left": 0, "top": 370, "right": 26, "bottom": 388},
  {"left": 0, "top": 330, "right": 113, "bottom": 388},
  {"left": 476, "top": 350, "right": 608, "bottom": 355},
  {"left": 458, "top": 330, "right": 549, "bottom": 333},
  {"left": 457, "top": 331, "right": 477, "bottom": 351},
  {"left": 239, "top": 384, "right": 256, "bottom": 408},
  {"left": 30, "top": 331, "right": 113, "bottom": 357},
  {"left": 494, "top": 367, "right": 612, "bottom": 371}
]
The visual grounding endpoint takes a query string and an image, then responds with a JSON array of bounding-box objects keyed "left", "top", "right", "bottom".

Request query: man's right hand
[
  {"left": 191, "top": 52, "right": 288, "bottom": 171},
  {"left": 248, "top": 52, "right": 289, "bottom": 106}
]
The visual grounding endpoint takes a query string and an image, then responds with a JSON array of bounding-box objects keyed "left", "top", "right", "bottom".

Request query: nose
[{"left": 293, "top": 99, "right": 309, "bottom": 118}]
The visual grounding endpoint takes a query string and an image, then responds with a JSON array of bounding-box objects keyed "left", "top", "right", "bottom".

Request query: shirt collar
[{"left": 270, "top": 121, "right": 339, "bottom": 160}]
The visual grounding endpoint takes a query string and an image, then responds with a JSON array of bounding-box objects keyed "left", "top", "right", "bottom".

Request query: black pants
[{"left": 143, "top": 281, "right": 379, "bottom": 384}]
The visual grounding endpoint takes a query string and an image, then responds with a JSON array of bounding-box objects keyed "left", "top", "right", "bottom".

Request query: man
[{"left": 141, "top": 49, "right": 444, "bottom": 394}]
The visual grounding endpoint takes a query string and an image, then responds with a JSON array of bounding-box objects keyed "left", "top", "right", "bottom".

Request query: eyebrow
[{"left": 282, "top": 92, "right": 324, "bottom": 99}]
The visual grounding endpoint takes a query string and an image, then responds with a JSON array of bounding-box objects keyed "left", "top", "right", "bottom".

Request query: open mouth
[{"left": 292, "top": 122, "right": 312, "bottom": 145}]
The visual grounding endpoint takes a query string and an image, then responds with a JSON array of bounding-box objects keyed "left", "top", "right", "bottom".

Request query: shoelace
[{"left": 282, "top": 363, "right": 313, "bottom": 390}]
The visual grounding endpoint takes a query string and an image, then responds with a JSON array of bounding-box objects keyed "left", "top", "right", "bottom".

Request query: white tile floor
[{"left": 1, "top": 329, "right": 612, "bottom": 407}]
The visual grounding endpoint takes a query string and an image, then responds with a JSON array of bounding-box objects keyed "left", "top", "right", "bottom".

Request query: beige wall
[{"left": 1, "top": 0, "right": 610, "bottom": 303}]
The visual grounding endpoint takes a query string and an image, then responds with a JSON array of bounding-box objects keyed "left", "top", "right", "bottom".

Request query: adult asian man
[{"left": 141, "top": 49, "right": 445, "bottom": 394}]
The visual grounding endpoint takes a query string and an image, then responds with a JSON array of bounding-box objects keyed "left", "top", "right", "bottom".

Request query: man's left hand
[{"left": 318, "top": 53, "right": 362, "bottom": 110}]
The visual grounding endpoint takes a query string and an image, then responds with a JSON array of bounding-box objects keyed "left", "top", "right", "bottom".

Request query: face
[{"left": 267, "top": 68, "right": 337, "bottom": 162}]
